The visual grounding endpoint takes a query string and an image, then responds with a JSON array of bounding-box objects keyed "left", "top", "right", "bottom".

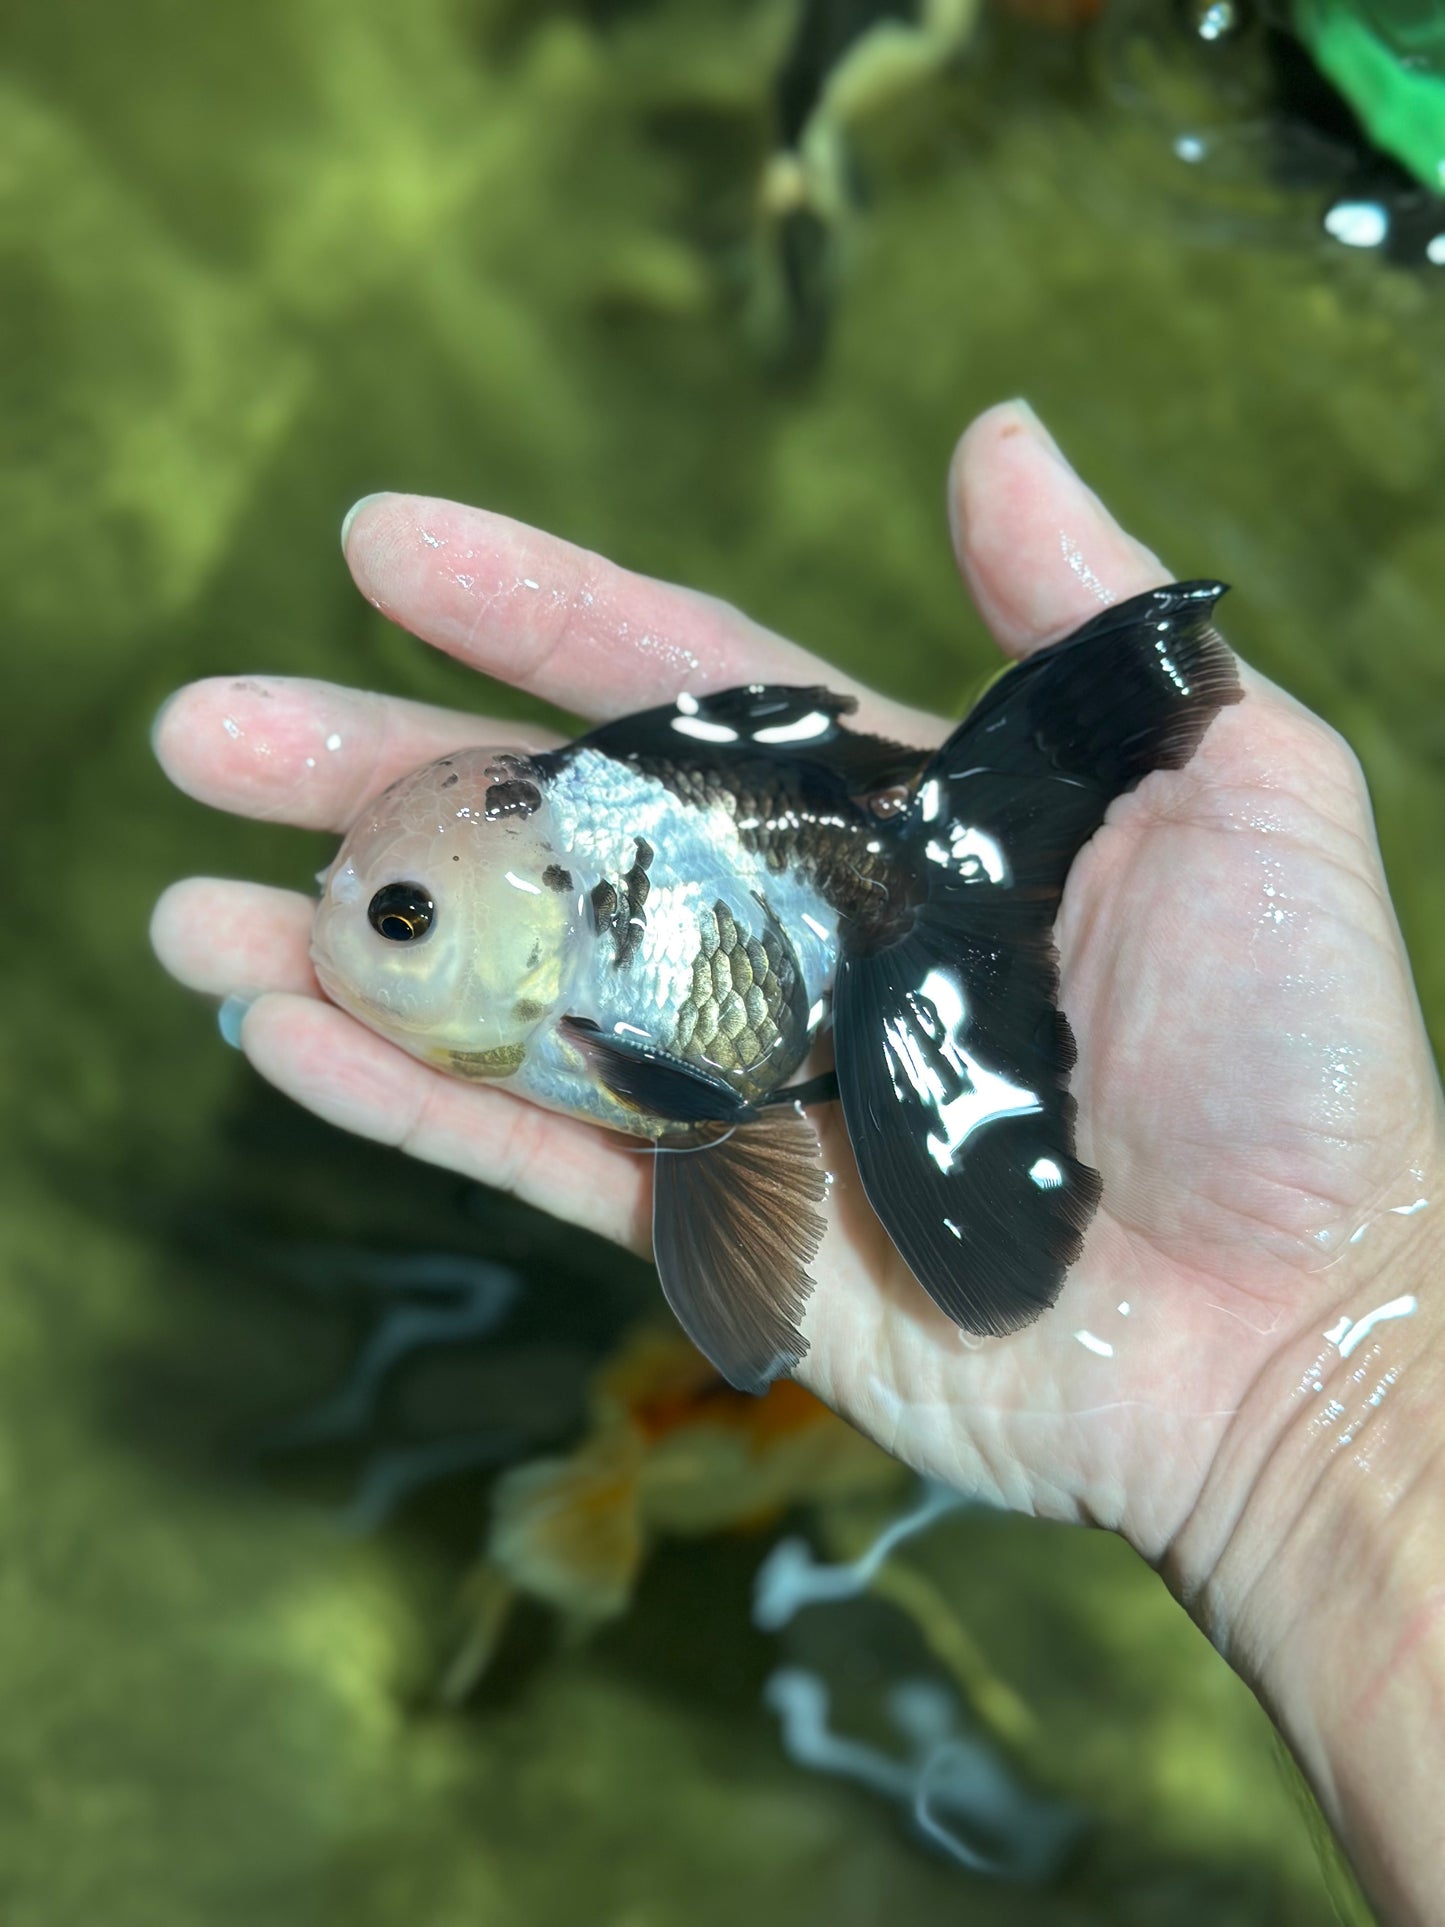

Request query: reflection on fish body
[{"left": 312, "top": 582, "right": 1242, "bottom": 1391}]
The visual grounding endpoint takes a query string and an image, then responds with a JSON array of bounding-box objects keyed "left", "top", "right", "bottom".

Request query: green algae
[{"left": 2, "top": 0, "right": 1436, "bottom": 1917}]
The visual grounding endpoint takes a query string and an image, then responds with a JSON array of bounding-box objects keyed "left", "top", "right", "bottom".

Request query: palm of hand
[
  {"left": 152, "top": 404, "right": 1444, "bottom": 1567},
  {"left": 807, "top": 672, "right": 1438, "bottom": 1555}
]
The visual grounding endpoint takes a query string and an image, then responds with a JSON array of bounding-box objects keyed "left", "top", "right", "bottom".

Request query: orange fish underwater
[{"left": 443, "top": 1324, "right": 902, "bottom": 1697}]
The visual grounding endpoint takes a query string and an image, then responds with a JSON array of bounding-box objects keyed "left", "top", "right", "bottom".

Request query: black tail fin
[{"left": 834, "top": 581, "right": 1240, "bottom": 1335}]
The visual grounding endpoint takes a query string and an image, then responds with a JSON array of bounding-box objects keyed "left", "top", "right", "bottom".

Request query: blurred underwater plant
[
  {"left": 258, "top": 1246, "right": 1063, "bottom": 1876},
  {"left": 253, "top": 1242, "right": 533, "bottom": 1530},
  {"left": 756, "top": 1484, "right": 1078, "bottom": 1875},
  {"left": 764, "top": 1667, "right": 1079, "bottom": 1877}
]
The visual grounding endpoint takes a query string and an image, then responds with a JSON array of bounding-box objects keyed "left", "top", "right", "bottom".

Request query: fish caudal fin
[
  {"left": 836, "top": 580, "right": 1241, "bottom": 1335},
  {"left": 653, "top": 1106, "right": 828, "bottom": 1395}
]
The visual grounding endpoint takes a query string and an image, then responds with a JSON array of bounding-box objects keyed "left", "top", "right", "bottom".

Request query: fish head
[{"left": 311, "top": 748, "right": 583, "bottom": 1079}]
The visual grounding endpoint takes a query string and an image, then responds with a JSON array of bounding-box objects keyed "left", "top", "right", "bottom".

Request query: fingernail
[
  {"left": 340, "top": 493, "right": 389, "bottom": 555},
  {"left": 1004, "top": 398, "right": 1076, "bottom": 474},
  {"left": 218, "top": 993, "right": 256, "bottom": 1050}
]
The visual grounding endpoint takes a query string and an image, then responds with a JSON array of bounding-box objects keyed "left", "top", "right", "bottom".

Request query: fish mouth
[{"left": 308, "top": 947, "right": 431, "bottom": 1042}]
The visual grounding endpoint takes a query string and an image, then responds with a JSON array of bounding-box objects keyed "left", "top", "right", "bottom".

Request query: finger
[
  {"left": 234, "top": 992, "right": 652, "bottom": 1254},
  {"left": 948, "top": 401, "right": 1171, "bottom": 659},
  {"left": 342, "top": 494, "right": 939, "bottom": 743},
  {"left": 151, "top": 676, "right": 562, "bottom": 832},
  {"left": 151, "top": 879, "right": 318, "bottom": 997}
]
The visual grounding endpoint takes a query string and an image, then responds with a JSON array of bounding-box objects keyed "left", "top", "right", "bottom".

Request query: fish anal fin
[{"left": 652, "top": 1107, "right": 828, "bottom": 1395}]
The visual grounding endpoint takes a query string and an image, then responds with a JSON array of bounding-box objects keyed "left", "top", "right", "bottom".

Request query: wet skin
[{"left": 154, "top": 402, "right": 1445, "bottom": 1920}]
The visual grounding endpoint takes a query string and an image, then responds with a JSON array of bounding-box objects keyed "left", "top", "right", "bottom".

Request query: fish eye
[{"left": 367, "top": 882, "right": 435, "bottom": 943}]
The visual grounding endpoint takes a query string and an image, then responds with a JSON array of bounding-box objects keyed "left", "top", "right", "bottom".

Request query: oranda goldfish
[
  {"left": 443, "top": 1322, "right": 902, "bottom": 1696},
  {"left": 312, "top": 583, "right": 1240, "bottom": 1392}
]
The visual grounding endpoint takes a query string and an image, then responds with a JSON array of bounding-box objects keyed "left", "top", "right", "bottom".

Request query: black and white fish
[{"left": 311, "top": 582, "right": 1241, "bottom": 1392}]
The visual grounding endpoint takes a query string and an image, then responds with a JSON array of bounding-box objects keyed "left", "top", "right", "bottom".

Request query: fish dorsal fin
[
  {"left": 652, "top": 1107, "right": 827, "bottom": 1394},
  {"left": 834, "top": 580, "right": 1240, "bottom": 1335},
  {"left": 571, "top": 684, "right": 924, "bottom": 794}
]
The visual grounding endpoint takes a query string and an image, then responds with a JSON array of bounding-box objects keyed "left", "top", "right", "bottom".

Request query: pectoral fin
[
  {"left": 652, "top": 1107, "right": 829, "bottom": 1395},
  {"left": 560, "top": 1015, "right": 748, "bottom": 1125}
]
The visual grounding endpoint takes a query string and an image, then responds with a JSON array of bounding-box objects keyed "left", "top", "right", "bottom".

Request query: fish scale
[
  {"left": 545, "top": 748, "right": 832, "bottom": 1100},
  {"left": 624, "top": 756, "right": 898, "bottom": 928},
  {"left": 672, "top": 901, "right": 799, "bottom": 1090}
]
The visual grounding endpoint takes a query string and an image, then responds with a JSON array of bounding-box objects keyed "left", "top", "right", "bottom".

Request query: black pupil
[{"left": 367, "top": 883, "right": 434, "bottom": 943}]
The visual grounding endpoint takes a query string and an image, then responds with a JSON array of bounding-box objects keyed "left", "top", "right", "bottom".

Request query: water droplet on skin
[
  {"left": 222, "top": 717, "right": 241, "bottom": 739},
  {"left": 326, "top": 733, "right": 342, "bottom": 752},
  {"left": 1059, "top": 534, "right": 1111, "bottom": 604}
]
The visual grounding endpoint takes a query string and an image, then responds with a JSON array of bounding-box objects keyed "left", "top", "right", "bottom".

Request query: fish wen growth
[{"left": 312, "top": 583, "right": 1242, "bottom": 1392}]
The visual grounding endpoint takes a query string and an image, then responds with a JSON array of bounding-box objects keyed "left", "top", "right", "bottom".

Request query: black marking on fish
[
  {"left": 590, "top": 876, "right": 618, "bottom": 926},
  {"left": 834, "top": 580, "right": 1239, "bottom": 1336},
  {"left": 618, "top": 839, "right": 653, "bottom": 968},
  {"left": 442, "top": 772, "right": 459, "bottom": 789},
  {"left": 541, "top": 864, "right": 574, "bottom": 893},
  {"left": 485, "top": 778, "right": 542, "bottom": 820},
  {"left": 565, "top": 686, "right": 925, "bottom": 926},
  {"left": 481, "top": 753, "right": 544, "bottom": 821},
  {"left": 591, "top": 837, "right": 654, "bottom": 970}
]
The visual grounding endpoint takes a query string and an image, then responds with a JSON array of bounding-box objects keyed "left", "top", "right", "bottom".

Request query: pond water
[{"left": 7, "top": 0, "right": 1440, "bottom": 1918}]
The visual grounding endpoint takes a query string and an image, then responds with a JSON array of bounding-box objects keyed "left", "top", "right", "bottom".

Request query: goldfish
[
  {"left": 312, "top": 582, "right": 1240, "bottom": 1393},
  {"left": 443, "top": 1322, "right": 901, "bottom": 1696}
]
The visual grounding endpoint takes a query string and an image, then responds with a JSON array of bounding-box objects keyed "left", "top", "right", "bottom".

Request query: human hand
[{"left": 152, "top": 404, "right": 1445, "bottom": 1911}]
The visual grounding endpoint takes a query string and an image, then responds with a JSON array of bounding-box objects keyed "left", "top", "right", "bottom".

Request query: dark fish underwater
[{"left": 311, "top": 582, "right": 1242, "bottom": 1392}]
